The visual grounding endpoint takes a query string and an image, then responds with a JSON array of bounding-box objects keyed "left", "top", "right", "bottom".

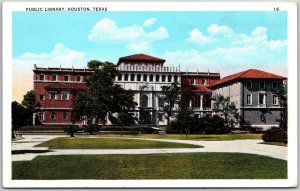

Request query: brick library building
[{"left": 33, "top": 54, "right": 287, "bottom": 130}]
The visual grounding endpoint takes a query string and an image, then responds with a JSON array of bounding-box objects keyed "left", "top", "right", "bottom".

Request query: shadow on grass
[{"left": 12, "top": 150, "right": 53, "bottom": 155}]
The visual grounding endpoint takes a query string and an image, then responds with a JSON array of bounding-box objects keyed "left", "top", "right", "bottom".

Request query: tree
[
  {"left": 118, "top": 112, "right": 137, "bottom": 136},
  {"left": 21, "top": 90, "right": 36, "bottom": 111},
  {"left": 72, "top": 60, "right": 137, "bottom": 133},
  {"left": 212, "top": 94, "right": 237, "bottom": 128},
  {"left": 161, "top": 81, "right": 180, "bottom": 129},
  {"left": 12, "top": 101, "right": 32, "bottom": 138},
  {"left": 176, "top": 85, "right": 195, "bottom": 138}
]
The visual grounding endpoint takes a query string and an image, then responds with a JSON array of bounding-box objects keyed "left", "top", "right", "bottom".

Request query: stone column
[
  {"left": 211, "top": 99, "right": 215, "bottom": 111},
  {"left": 32, "top": 113, "right": 36, "bottom": 126},
  {"left": 200, "top": 95, "right": 203, "bottom": 110},
  {"left": 136, "top": 92, "right": 140, "bottom": 107}
]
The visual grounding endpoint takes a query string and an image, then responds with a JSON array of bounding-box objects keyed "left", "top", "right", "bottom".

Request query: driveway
[{"left": 11, "top": 135, "right": 287, "bottom": 161}]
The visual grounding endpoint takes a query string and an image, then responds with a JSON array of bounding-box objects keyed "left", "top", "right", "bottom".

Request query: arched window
[
  {"left": 137, "top": 74, "right": 141, "bottom": 81},
  {"left": 143, "top": 74, "right": 147, "bottom": 81},
  {"left": 130, "top": 74, "right": 135, "bottom": 81},
  {"left": 124, "top": 74, "right": 129, "bottom": 81},
  {"left": 174, "top": 75, "right": 178, "bottom": 82},
  {"left": 168, "top": 75, "right": 172, "bottom": 82},
  {"left": 156, "top": 75, "right": 160, "bottom": 82},
  {"left": 118, "top": 74, "right": 122, "bottom": 81},
  {"left": 149, "top": 75, "right": 153, "bottom": 82},
  {"left": 162, "top": 75, "right": 166, "bottom": 82},
  {"left": 141, "top": 95, "right": 148, "bottom": 107}
]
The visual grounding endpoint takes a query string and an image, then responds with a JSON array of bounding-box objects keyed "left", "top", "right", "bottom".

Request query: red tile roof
[
  {"left": 117, "top": 53, "right": 166, "bottom": 64},
  {"left": 194, "top": 86, "right": 212, "bottom": 92},
  {"left": 209, "top": 69, "right": 287, "bottom": 88},
  {"left": 44, "top": 83, "right": 87, "bottom": 91}
]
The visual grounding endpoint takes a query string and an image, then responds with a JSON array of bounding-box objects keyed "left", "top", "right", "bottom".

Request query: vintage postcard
[{"left": 2, "top": 1, "right": 298, "bottom": 188}]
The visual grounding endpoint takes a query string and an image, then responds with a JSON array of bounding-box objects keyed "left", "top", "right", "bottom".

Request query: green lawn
[
  {"left": 36, "top": 137, "right": 202, "bottom": 149},
  {"left": 12, "top": 153, "right": 287, "bottom": 179},
  {"left": 87, "top": 134, "right": 263, "bottom": 141}
]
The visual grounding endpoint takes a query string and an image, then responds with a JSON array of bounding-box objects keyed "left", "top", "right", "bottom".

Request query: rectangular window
[
  {"left": 76, "top": 75, "right": 82, "bottom": 82},
  {"left": 61, "top": 91, "right": 69, "bottom": 100},
  {"left": 50, "top": 112, "right": 56, "bottom": 120},
  {"left": 246, "top": 94, "right": 252, "bottom": 105},
  {"left": 272, "top": 81, "right": 278, "bottom": 89},
  {"left": 191, "top": 79, "right": 195, "bottom": 85},
  {"left": 259, "top": 93, "right": 266, "bottom": 105},
  {"left": 63, "top": 112, "right": 68, "bottom": 120},
  {"left": 39, "top": 94, "right": 45, "bottom": 100},
  {"left": 39, "top": 74, "right": 45, "bottom": 81},
  {"left": 259, "top": 81, "right": 265, "bottom": 89},
  {"left": 39, "top": 112, "right": 44, "bottom": 121},
  {"left": 64, "top": 75, "right": 69, "bottom": 81},
  {"left": 246, "top": 81, "right": 252, "bottom": 89},
  {"left": 51, "top": 74, "right": 57, "bottom": 81},
  {"left": 272, "top": 94, "right": 279, "bottom": 105},
  {"left": 49, "top": 91, "right": 57, "bottom": 100},
  {"left": 202, "top": 79, "right": 206, "bottom": 85}
]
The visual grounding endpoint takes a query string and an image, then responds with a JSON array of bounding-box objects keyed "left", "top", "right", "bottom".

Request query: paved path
[{"left": 11, "top": 135, "right": 287, "bottom": 161}]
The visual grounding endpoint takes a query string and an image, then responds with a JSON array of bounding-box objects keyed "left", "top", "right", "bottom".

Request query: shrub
[
  {"left": 169, "top": 115, "right": 231, "bottom": 134},
  {"left": 262, "top": 127, "right": 287, "bottom": 144}
]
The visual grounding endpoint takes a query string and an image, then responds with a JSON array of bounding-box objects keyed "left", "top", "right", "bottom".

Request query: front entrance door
[{"left": 140, "top": 110, "right": 152, "bottom": 124}]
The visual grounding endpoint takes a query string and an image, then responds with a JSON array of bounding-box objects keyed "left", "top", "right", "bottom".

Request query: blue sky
[{"left": 12, "top": 11, "right": 287, "bottom": 101}]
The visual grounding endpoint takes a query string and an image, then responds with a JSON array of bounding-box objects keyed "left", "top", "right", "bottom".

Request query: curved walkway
[{"left": 12, "top": 135, "right": 287, "bottom": 161}]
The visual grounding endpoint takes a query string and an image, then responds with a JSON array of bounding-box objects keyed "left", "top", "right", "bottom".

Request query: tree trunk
[
  {"left": 166, "top": 116, "right": 170, "bottom": 133},
  {"left": 121, "top": 125, "right": 123, "bottom": 137},
  {"left": 185, "top": 128, "right": 188, "bottom": 139}
]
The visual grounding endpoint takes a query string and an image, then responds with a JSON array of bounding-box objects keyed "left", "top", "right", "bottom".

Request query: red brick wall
[{"left": 33, "top": 69, "right": 89, "bottom": 125}]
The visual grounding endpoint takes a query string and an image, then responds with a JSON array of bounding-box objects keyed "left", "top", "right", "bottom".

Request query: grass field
[
  {"left": 36, "top": 137, "right": 202, "bottom": 149},
  {"left": 12, "top": 153, "right": 287, "bottom": 179},
  {"left": 86, "top": 134, "right": 263, "bottom": 141}
]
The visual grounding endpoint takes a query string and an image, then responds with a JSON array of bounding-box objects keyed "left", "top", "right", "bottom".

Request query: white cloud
[
  {"left": 186, "top": 29, "right": 215, "bottom": 45},
  {"left": 187, "top": 24, "right": 286, "bottom": 51},
  {"left": 251, "top": 27, "right": 268, "bottom": 36},
  {"left": 182, "top": 24, "right": 287, "bottom": 74},
  {"left": 88, "top": 18, "right": 169, "bottom": 52},
  {"left": 14, "top": 43, "right": 85, "bottom": 69},
  {"left": 13, "top": 43, "right": 86, "bottom": 102},
  {"left": 207, "top": 24, "right": 234, "bottom": 36},
  {"left": 147, "top": 26, "right": 169, "bottom": 40},
  {"left": 143, "top": 18, "right": 157, "bottom": 27},
  {"left": 164, "top": 44, "right": 287, "bottom": 78}
]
